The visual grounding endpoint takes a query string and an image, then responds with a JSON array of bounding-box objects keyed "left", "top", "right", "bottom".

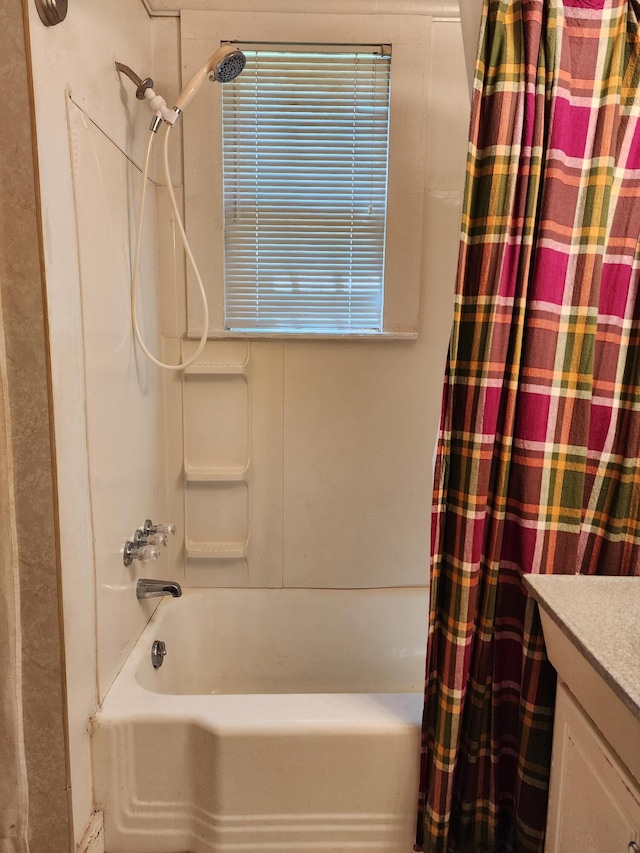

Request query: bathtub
[{"left": 93, "top": 587, "right": 429, "bottom": 853}]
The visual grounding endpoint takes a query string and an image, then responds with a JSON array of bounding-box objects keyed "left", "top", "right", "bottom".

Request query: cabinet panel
[{"left": 546, "top": 682, "right": 640, "bottom": 853}]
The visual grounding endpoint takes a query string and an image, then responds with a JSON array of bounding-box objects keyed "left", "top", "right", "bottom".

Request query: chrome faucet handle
[
  {"left": 123, "top": 541, "right": 160, "bottom": 567},
  {"left": 134, "top": 528, "right": 168, "bottom": 548},
  {"left": 143, "top": 519, "right": 176, "bottom": 537}
]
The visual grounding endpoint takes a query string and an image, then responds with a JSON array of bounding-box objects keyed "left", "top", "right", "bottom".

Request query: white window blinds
[{"left": 222, "top": 47, "right": 391, "bottom": 333}]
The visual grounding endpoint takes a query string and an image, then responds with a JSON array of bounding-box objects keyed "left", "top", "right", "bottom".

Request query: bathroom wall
[
  {"left": 66, "top": 102, "right": 180, "bottom": 703},
  {"left": 160, "top": 3, "right": 469, "bottom": 590},
  {"left": 24, "top": 0, "right": 469, "bottom": 845},
  {"left": 25, "top": 0, "right": 176, "bottom": 845}
]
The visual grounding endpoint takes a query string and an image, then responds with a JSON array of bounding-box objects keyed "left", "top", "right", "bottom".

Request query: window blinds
[{"left": 222, "top": 48, "right": 391, "bottom": 333}]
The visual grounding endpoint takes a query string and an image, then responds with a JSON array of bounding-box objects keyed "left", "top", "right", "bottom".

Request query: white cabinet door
[{"left": 546, "top": 681, "right": 640, "bottom": 853}]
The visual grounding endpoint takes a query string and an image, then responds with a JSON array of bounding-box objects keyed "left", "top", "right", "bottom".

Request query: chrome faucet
[{"left": 136, "top": 578, "right": 182, "bottom": 599}]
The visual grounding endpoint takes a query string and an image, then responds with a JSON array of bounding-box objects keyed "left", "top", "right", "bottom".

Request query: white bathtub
[{"left": 93, "top": 587, "right": 428, "bottom": 853}]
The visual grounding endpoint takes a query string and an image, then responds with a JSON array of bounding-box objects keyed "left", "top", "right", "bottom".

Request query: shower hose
[{"left": 131, "top": 124, "right": 209, "bottom": 371}]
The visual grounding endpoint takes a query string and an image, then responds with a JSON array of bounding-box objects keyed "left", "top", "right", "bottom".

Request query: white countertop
[{"left": 523, "top": 575, "right": 640, "bottom": 723}]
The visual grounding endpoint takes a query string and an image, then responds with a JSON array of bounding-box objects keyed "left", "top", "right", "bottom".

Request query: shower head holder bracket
[
  {"left": 115, "top": 62, "right": 154, "bottom": 100},
  {"left": 142, "top": 88, "right": 181, "bottom": 127}
]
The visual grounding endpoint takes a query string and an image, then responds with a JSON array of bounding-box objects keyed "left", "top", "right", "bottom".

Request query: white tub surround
[
  {"left": 93, "top": 587, "right": 428, "bottom": 853},
  {"left": 171, "top": 12, "right": 468, "bottom": 594},
  {"left": 524, "top": 575, "right": 640, "bottom": 853}
]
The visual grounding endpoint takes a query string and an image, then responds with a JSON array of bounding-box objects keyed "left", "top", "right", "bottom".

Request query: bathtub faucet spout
[{"left": 136, "top": 578, "right": 182, "bottom": 599}]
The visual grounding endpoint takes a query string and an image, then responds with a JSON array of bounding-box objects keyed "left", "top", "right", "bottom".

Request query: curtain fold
[
  {"left": 416, "top": 0, "right": 640, "bottom": 849},
  {"left": 0, "top": 300, "right": 29, "bottom": 853}
]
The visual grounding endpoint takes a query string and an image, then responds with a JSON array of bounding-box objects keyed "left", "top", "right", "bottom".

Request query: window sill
[{"left": 192, "top": 331, "right": 419, "bottom": 342}]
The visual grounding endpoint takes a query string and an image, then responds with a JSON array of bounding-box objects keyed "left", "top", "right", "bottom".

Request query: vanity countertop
[{"left": 523, "top": 575, "right": 640, "bottom": 723}]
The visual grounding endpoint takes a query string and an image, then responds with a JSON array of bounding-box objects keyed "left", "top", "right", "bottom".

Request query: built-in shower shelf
[
  {"left": 185, "top": 466, "right": 249, "bottom": 483},
  {"left": 184, "top": 362, "right": 248, "bottom": 376},
  {"left": 186, "top": 540, "right": 249, "bottom": 560},
  {"left": 182, "top": 349, "right": 253, "bottom": 575}
]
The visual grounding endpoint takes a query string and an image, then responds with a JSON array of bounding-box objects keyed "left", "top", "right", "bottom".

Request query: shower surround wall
[
  {"left": 174, "top": 8, "right": 468, "bottom": 590},
  {"left": 24, "top": 0, "right": 469, "bottom": 848},
  {"left": 25, "top": 0, "right": 177, "bottom": 846}
]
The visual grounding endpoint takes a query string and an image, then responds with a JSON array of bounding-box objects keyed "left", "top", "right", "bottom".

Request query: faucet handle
[
  {"left": 123, "top": 541, "right": 161, "bottom": 567},
  {"left": 134, "top": 528, "right": 168, "bottom": 547},
  {"left": 143, "top": 519, "right": 176, "bottom": 537}
]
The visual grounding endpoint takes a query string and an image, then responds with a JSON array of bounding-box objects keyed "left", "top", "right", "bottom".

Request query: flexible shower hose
[{"left": 131, "top": 124, "right": 209, "bottom": 371}]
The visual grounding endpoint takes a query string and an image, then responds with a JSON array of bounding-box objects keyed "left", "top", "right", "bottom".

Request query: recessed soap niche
[
  {"left": 183, "top": 373, "right": 249, "bottom": 475},
  {"left": 185, "top": 480, "right": 249, "bottom": 556}
]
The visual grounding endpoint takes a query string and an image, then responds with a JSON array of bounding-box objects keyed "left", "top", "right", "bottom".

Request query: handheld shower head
[
  {"left": 126, "top": 46, "right": 245, "bottom": 370},
  {"left": 174, "top": 45, "right": 246, "bottom": 112}
]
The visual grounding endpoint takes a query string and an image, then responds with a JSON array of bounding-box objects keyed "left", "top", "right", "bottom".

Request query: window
[
  {"left": 181, "top": 11, "right": 430, "bottom": 338},
  {"left": 222, "top": 47, "right": 391, "bottom": 334}
]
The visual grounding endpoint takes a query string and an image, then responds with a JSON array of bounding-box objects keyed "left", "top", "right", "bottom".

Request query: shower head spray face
[
  {"left": 174, "top": 45, "right": 247, "bottom": 112},
  {"left": 210, "top": 48, "right": 247, "bottom": 83}
]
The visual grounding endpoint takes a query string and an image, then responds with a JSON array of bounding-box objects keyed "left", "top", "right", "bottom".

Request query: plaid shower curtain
[{"left": 416, "top": 0, "right": 640, "bottom": 850}]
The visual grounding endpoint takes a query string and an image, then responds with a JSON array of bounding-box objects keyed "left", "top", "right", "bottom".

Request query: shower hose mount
[
  {"left": 114, "top": 62, "right": 180, "bottom": 130},
  {"left": 115, "top": 44, "right": 246, "bottom": 131}
]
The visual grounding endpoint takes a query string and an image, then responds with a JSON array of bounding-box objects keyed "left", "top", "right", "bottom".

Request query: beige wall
[{"left": 0, "top": 1, "right": 70, "bottom": 850}]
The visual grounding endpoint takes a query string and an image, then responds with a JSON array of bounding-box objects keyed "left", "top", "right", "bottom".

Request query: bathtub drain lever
[{"left": 151, "top": 640, "right": 167, "bottom": 669}]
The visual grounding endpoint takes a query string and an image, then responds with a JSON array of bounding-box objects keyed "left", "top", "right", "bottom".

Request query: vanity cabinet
[
  {"left": 521, "top": 576, "right": 640, "bottom": 853},
  {"left": 545, "top": 681, "right": 640, "bottom": 853}
]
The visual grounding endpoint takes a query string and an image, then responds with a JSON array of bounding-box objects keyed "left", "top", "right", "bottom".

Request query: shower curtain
[
  {"left": 0, "top": 299, "right": 29, "bottom": 853},
  {"left": 416, "top": 0, "right": 640, "bottom": 850}
]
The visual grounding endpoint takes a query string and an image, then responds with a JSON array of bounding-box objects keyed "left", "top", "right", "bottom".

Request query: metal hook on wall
[{"left": 34, "top": 0, "right": 68, "bottom": 27}]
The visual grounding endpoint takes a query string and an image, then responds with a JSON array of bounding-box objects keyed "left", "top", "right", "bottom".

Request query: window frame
[{"left": 181, "top": 10, "right": 431, "bottom": 340}]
